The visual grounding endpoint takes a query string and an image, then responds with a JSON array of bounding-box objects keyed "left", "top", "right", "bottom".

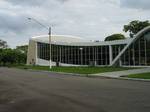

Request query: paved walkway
[{"left": 93, "top": 68, "right": 150, "bottom": 78}]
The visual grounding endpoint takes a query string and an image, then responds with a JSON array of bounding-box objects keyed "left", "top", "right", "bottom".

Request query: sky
[{"left": 0, "top": 0, "right": 150, "bottom": 48}]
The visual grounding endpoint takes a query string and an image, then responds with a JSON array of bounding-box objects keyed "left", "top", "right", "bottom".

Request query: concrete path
[{"left": 93, "top": 68, "right": 150, "bottom": 78}]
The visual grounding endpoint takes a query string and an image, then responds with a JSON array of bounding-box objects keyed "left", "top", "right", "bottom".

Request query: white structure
[{"left": 27, "top": 26, "right": 150, "bottom": 67}]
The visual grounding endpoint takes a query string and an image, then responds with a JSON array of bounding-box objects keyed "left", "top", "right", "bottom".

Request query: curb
[
  {"left": 91, "top": 74, "right": 150, "bottom": 82},
  {"left": 23, "top": 68, "right": 90, "bottom": 77},
  {"left": 27, "top": 69, "right": 150, "bottom": 82},
  {"left": 119, "top": 77, "right": 150, "bottom": 82}
]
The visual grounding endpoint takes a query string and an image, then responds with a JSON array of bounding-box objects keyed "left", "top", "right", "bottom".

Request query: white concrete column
[
  {"left": 35, "top": 42, "right": 38, "bottom": 65},
  {"left": 109, "top": 45, "right": 112, "bottom": 65},
  {"left": 95, "top": 47, "right": 97, "bottom": 66},
  {"left": 59, "top": 46, "right": 61, "bottom": 63}
]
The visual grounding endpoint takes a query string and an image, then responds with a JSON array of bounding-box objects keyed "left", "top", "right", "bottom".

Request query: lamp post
[
  {"left": 48, "top": 27, "right": 52, "bottom": 69},
  {"left": 28, "top": 18, "right": 52, "bottom": 69},
  {"left": 79, "top": 47, "right": 83, "bottom": 65}
]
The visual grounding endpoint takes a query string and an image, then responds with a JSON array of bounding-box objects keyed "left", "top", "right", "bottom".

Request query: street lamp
[
  {"left": 79, "top": 47, "right": 83, "bottom": 65},
  {"left": 28, "top": 17, "right": 52, "bottom": 69}
]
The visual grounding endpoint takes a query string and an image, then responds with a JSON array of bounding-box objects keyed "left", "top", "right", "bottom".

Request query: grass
[
  {"left": 126, "top": 72, "right": 150, "bottom": 79},
  {"left": 12, "top": 65, "right": 136, "bottom": 75}
]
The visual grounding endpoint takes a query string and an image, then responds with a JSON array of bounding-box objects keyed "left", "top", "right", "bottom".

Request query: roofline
[
  {"left": 31, "top": 34, "right": 85, "bottom": 40},
  {"left": 30, "top": 35, "right": 132, "bottom": 46}
]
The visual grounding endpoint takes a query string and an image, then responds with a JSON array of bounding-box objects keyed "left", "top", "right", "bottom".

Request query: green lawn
[
  {"left": 126, "top": 72, "right": 150, "bottom": 79},
  {"left": 13, "top": 65, "right": 136, "bottom": 75}
]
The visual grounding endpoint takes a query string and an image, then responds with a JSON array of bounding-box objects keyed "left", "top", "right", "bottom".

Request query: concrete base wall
[
  {"left": 36, "top": 58, "right": 87, "bottom": 67},
  {"left": 27, "top": 40, "right": 37, "bottom": 65}
]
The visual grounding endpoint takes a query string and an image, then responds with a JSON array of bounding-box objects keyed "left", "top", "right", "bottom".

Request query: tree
[
  {"left": 14, "top": 49, "right": 27, "bottom": 64},
  {"left": 0, "top": 48, "right": 27, "bottom": 66},
  {"left": 16, "top": 45, "right": 28, "bottom": 54},
  {"left": 15, "top": 45, "right": 28, "bottom": 63},
  {"left": 104, "top": 34, "right": 126, "bottom": 41},
  {"left": 123, "top": 20, "right": 150, "bottom": 38},
  {"left": 0, "top": 49, "right": 15, "bottom": 65},
  {"left": 0, "top": 39, "right": 8, "bottom": 48}
]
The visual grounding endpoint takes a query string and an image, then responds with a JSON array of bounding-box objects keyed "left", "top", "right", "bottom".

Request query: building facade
[{"left": 27, "top": 26, "right": 150, "bottom": 67}]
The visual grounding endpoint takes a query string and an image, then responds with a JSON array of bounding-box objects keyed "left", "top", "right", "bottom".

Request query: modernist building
[{"left": 27, "top": 26, "right": 150, "bottom": 67}]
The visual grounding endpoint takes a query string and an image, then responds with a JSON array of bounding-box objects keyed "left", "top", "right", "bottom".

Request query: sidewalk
[{"left": 92, "top": 68, "right": 150, "bottom": 78}]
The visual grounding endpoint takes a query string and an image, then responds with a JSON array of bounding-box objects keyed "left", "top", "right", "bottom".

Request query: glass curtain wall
[
  {"left": 37, "top": 43, "right": 110, "bottom": 66},
  {"left": 121, "top": 31, "right": 150, "bottom": 66},
  {"left": 37, "top": 30, "right": 150, "bottom": 67},
  {"left": 112, "top": 45, "right": 125, "bottom": 60}
]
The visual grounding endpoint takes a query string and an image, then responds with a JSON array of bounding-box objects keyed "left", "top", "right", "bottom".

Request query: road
[{"left": 0, "top": 67, "right": 150, "bottom": 112}]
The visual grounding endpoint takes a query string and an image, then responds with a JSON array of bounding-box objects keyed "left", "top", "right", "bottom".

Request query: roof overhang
[{"left": 31, "top": 35, "right": 131, "bottom": 46}]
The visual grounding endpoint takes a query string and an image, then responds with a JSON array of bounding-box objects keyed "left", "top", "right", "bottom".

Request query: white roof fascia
[{"left": 31, "top": 35, "right": 131, "bottom": 46}]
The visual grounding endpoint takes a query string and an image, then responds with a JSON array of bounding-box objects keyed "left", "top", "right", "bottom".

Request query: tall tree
[
  {"left": 16, "top": 45, "right": 28, "bottom": 54},
  {"left": 123, "top": 20, "right": 150, "bottom": 38},
  {"left": 0, "top": 39, "right": 8, "bottom": 48},
  {"left": 0, "top": 48, "right": 27, "bottom": 65},
  {"left": 104, "top": 33, "right": 126, "bottom": 41}
]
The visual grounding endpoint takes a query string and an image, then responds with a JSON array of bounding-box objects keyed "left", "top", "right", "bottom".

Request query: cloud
[
  {"left": 5, "top": 0, "right": 69, "bottom": 7},
  {"left": 0, "top": 11, "right": 28, "bottom": 33},
  {"left": 0, "top": 0, "right": 149, "bottom": 47},
  {"left": 120, "top": 0, "right": 150, "bottom": 10},
  {"left": 5, "top": 0, "right": 44, "bottom": 6}
]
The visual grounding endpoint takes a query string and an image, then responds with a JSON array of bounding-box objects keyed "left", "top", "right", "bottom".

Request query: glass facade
[
  {"left": 37, "top": 43, "right": 110, "bottom": 66},
  {"left": 121, "top": 31, "right": 150, "bottom": 66},
  {"left": 36, "top": 30, "right": 150, "bottom": 66},
  {"left": 112, "top": 44, "right": 125, "bottom": 60}
]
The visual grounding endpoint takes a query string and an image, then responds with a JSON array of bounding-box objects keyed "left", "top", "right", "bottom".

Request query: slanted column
[{"left": 109, "top": 45, "right": 112, "bottom": 65}]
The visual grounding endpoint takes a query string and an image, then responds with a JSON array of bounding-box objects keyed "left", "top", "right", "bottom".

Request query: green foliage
[
  {"left": 123, "top": 20, "right": 150, "bottom": 38},
  {"left": 127, "top": 72, "right": 150, "bottom": 79},
  {"left": 0, "top": 48, "right": 27, "bottom": 66},
  {"left": 16, "top": 45, "right": 28, "bottom": 54},
  {"left": 0, "top": 39, "right": 8, "bottom": 48},
  {"left": 104, "top": 34, "right": 126, "bottom": 41}
]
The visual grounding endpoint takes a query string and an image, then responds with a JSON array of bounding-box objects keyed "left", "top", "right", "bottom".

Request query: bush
[
  {"left": 105, "top": 34, "right": 126, "bottom": 41},
  {"left": 0, "top": 48, "right": 27, "bottom": 66}
]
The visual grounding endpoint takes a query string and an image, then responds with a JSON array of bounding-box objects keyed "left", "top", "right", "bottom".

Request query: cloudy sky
[{"left": 0, "top": 0, "right": 149, "bottom": 48}]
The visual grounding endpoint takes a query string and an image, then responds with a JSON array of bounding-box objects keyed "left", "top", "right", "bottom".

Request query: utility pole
[{"left": 28, "top": 17, "right": 52, "bottom": 69}]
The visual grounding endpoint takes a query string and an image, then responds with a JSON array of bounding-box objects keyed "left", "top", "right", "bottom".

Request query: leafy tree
[
  {"left": 123, "top": 20, "right": 150, "bottom": 38},
  {"left": 15, "top": 45, "right": 28, "bottom": 64},
  {"left": 0, "top": 39, "right": 27, "bottom": 66},
  {"left": 0, "top": 49, "right": 3, "bottom": 65},
  {"left": 0, "top": 48, "right": 27, "bottom": 66},
  {"left": 0, "top": 39, "right": 8, "bottom": 48},
  {"left": 14, "top": 49, "right": 27, "bottom": 64},
  {"left": 104, "top": 34, "right": 126, "bottom": 41},
  {"left": 16, "top": 45, "right": 28, "bottom": 54},
  {"left": 0, "top": 49, "right": 15, "bottom": 65}
]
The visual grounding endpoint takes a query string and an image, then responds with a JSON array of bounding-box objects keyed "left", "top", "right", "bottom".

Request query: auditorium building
[{"left": 27, "top": 26, "right": 150, "bottom": 67}]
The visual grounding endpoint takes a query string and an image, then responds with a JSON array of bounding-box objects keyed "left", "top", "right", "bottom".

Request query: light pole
[
  {"left": 28, "top": 17, "right": 52, "bottom": 69},
  {"left": 79, "top": 47, "right": 83, "bottom": 65}
]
